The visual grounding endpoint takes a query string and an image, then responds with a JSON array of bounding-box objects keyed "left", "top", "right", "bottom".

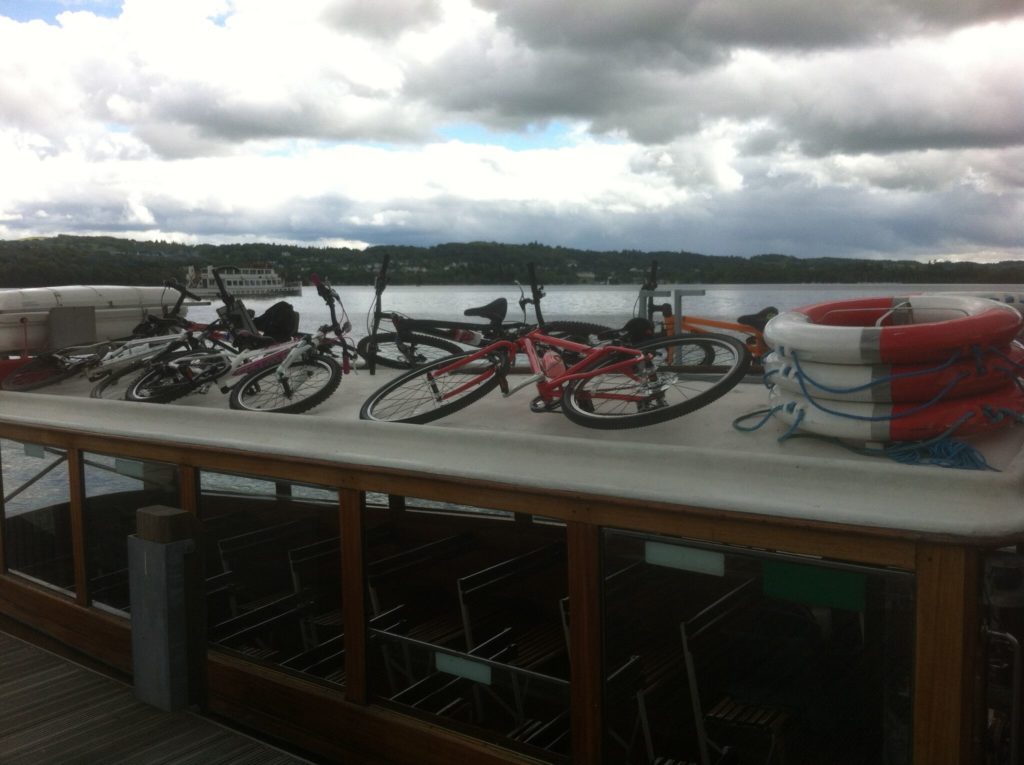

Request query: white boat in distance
[{"left": 185, "top": 264, "right": 302, "bottom": 299}]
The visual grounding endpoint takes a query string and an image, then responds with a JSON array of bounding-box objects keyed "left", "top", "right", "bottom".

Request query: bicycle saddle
[
  {"left": 737, "top": 306, "right": 778, "bottom": 332},
  {"left": 463, "top": 297, "right": 508, "bottom": 323}
]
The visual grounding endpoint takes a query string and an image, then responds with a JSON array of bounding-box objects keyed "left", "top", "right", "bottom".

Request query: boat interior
[{"left": 1, "top": 386, "right": 1021, "bottom": 764}]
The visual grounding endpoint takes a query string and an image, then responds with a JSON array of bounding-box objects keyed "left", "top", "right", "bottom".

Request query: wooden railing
[{"left": 0, "top": 407, "right": 990, "bottom": 764}]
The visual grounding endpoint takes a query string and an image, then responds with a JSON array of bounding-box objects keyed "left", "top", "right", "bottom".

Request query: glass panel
[
  {"left": 1, "top": 439, "right": 75, "bottom": 595},
  {"left": 983, "top": 549, "right": 1024, "bottom": 763},
  {"left": 82, "top": 452, "right": 179, "bottom": 614},
  {"left": 600, "top": 529, "right": 914, "bottom": 764},
  {"left": 200, "top": 471, "right": 343, "bottom": 687},
  {"left": 366, "top": 494, "right": 568, "bottom": 762}
]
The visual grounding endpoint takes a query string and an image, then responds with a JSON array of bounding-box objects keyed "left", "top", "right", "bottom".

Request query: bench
[
  {"left": 367, "top": 533, "right": 481, "bottom": 649},
  {"left": 209, "top": 592, "right": 310, "bottom": 662},
  {"left": 456, "top": 542, "right": 567, "bottom": 672},
  {"left": 216, "top": 518, "right": 317, "bottom": 610}
]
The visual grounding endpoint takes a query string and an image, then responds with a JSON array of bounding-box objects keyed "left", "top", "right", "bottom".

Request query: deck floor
[{"left": 0, "top": 632, "right": 314, "bottom": 765}]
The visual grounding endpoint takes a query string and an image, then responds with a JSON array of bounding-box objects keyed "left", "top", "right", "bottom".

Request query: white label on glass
[{"left": 644, "top": 541, "right": 724, "bottom": 576}]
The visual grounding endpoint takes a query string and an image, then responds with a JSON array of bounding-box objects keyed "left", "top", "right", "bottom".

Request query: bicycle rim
[
  {"left": 1, "top": 355, "right": 74, "bottom": 391},
  {"left": 360, "top": 351, "right": 502, "bottom": 424},
  {"left": 230, "top": 355, "right": 341, "bottom": 414},
  {"left": 560, "top": 333, "right": 750, "bottom": 429},
  {"left": 357, "top": 332, "right": 462, "bottom": 369}
]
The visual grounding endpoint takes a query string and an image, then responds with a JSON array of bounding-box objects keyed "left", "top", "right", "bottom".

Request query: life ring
[
  {"left": 764, "top": 294, "right": 1022, "bottom": 364},
  {"left": 940, "top": 291, "right": 1024, "bottom": 319},
  {"left": 763, "top": 343, "right": 1024, "bottom": 403},
  {"left": 768, "top": 383, "right": 1024, "bottom": 443}
]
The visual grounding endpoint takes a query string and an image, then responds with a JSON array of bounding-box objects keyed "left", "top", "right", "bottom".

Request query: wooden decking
[{"left": 0, "top": 632, "right": 314, "bottom": 764}]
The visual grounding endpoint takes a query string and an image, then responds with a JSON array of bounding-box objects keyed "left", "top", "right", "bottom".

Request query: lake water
[{"left": 185, "top": 282, "right": 1024, "bottom": 338}]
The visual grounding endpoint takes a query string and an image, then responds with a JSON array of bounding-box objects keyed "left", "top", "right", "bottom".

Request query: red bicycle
[{"left": 359, "top": 323, "right": 750, "bottom": 430}]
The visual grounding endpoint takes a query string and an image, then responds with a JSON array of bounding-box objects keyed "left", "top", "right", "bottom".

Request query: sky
[{"left": 0, "top": 0, "right": 1022, "bottom": 262}]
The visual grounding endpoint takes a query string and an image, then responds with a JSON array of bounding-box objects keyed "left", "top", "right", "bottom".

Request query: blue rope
[
  {"left": 782, "top": 346, "right": 1001, "bottom": 422},
  {"left": 732, "top": 406, "right": 783, "bottom": 432},
  {"left": 787, "top": 348, "right": 969, "bottom": 397},
  {"left": 733, "top": 406, "right": 998, "bottom": 470}
]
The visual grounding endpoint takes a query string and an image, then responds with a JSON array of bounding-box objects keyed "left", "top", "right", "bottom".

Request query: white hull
[
  {"left": 0, "top": 285, "right": 191, "bottom": 354},
  {"left": 186, "top": 283, "right": 302, "bottom": 299}
]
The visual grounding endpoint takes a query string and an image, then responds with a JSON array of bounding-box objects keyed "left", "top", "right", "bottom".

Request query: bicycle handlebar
[
  {"left": 210, "top": 266, "right": 234, "bottom": 306},
  {"left": 163, "top": 279, "right": 202, "bottom": 303},
  {"left": 310, "top": 273, "right": 349, "bottom": 336},
  {"left": 518, "top": 262, "right": 546, "bottom": 325},
  {"left": 374, "top": 254, "right": 390, "bottom": 294},
  {"left": 642, "top": 259, "right": 658, "bottom": 292}
]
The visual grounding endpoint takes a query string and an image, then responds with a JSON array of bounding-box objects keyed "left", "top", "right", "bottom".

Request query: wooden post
[
  {"left": 68, "top": 448, "right": 89, "bottom": 606},
  {"left": 914, "top": 542, "right": 980, "bottom": 765},
  {"left": 568, "top": 521, "right": 603, "bottom": 762},
  {"left": 341, "top": 488, "right": 367, "bottom": 704}
]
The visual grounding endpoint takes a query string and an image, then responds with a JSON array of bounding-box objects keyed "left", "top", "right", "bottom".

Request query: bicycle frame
[
  {"left": 427, "top": 328, "right": 652, "bottom": 409},
  {"left": 639, "top": 260, "right": 770, "bottom": 360},
  {"left": 368, "top": 257, "right": 513, "bottom": 338}
]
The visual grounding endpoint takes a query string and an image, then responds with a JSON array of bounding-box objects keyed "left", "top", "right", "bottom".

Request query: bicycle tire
[
  {"left": 357, "top": 332, "right": 462, "bottom": 369},
  {"left": 90, "top": 348, "right": 199, "bottom": 400},
  {"left": 124, "top": 354, "right": 229, "bottom": 404},
  {"left": 542, "top": 321, "right": 613, "bottom": 344},
  {"left": 360, "top": 350, "right": 503, "bottom": 424},
  {"left": 560, "top": 333, "right": 750, "bottom": 429},
  {"left": 229, "top": 354, "right": 342, "bottom": 414},
  {"left": 1, "top": 354, "right": 77, "bottom": 391},
  {"left": 1, "top": 341, "right": 115, "bottom": 392}
]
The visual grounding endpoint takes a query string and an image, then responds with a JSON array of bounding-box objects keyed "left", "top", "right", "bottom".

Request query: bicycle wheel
[
  {"left": 360, "top": 350, "right": 503, "bottom": 424},
  {"left": 357, "top": 332, "right": 462, "bottom": 369},
  {"left": 1, "top": 342, "right": 112, "bottom": 392},
  {"left": 90, "top": 348, "right": 197, "bottom": 400},
  {"left": 543, "top": 321, "right": 613, "bottom": 344},
  {"left": 560, "top": 333, "right": 751, "bottom": 429},
  {"left": 90, "top": 362, "right": 139, "bottom": 400},
  {"left": 1, "top": 355, "right": 75, "bottom": 391},
  {"left": 124, "top": 354, "right": 227, "bottom": 404},
  {"left": 230, "top": 354, "right": 341, "bottom": 414}
]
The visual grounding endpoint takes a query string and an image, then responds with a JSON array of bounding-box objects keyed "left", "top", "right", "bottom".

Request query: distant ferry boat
[{"left": 185, "top": 264, "right": 303, "bottom": 299}]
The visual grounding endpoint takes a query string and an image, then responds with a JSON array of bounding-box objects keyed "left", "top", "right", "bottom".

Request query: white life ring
[
  {"left": 763, "top": 343, "right": 1024, "bottom": 403},
  {"left": 768, "top": 383, "right": 1024, "bottom": 443},
  {"left": 764, "top": 294, "right": 1022, "bottom": 364}
]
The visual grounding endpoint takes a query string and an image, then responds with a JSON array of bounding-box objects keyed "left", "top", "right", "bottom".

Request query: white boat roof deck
[{"left": 2, "top": 368, "right": 1023, "bottom": 542}]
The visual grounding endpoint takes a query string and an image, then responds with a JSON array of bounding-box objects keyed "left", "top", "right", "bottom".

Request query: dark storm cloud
[
  {"left": 321, "top": 0, "right": 443, "bottom": 39},
  {"left": 476, "top": 0, "right": 1023, "bottom": 53}
]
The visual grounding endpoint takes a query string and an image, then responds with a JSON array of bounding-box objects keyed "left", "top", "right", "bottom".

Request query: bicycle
[
  {"left": 357, "top": 255, "right": 614, "bottom": 372},
  {"left": 359, "top": 321, "right": 751, "bottom": 430},
  {"left": 1, "top": 280, "right": 210, "bottom": 393},
  {"left": 123, "top": 273, "right": 355, "bottom": 414},
  {"left": 91, "top": 266, "right": 307, "bottom": 400},
  {"left": 638, "top": 260, "right": 777, "bottom": 365}
]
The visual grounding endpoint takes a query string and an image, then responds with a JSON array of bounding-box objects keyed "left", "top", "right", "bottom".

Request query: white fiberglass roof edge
[{"left": 1, "top": 392, "right": 1020, "bottom": 541}]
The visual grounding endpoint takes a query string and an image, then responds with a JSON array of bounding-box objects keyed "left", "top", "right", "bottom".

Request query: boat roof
[{"left": 2, "top": 369, "right": 1022, "bottom": 543}]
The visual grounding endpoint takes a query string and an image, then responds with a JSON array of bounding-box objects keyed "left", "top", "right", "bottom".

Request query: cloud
[{"left": 0, "top": 0, "right": 1021, "bottom": 262}]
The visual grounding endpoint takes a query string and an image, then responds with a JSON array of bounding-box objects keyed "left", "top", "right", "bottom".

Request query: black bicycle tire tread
[
  {"left": 229, "top": 354, "right": 342, "bottom": 414},
  {"left": 124, "top": 352, "right": 217, "bottom": 404},
  {"left": 542, "top": 321, "right": 614, "bottom": 341},
  {"left": 560, "top": 333, "right": 750, "bottom": 429},
  {"left": 1, "top": 355, "right": 77, "bottom": 391},
  {"left": 360, "top": 351, "right": 501, "bottom": 424},
  {"left": 357, "top": 332, "right": 462, "bottom": 369},
  {"left": 89, "top": 361, "right": 143, "bottom": 399}
]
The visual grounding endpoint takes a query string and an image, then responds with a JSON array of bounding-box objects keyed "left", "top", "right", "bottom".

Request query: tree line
[{"left": 1, "top": 235, "right": 1022, "bottom": 288}]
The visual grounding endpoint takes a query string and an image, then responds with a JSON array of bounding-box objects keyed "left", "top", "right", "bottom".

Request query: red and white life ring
[
  {"left": 763, "top": 343, "right": 1024, "bottom": 403},
  {"left": 768, "top": 383, "right": 1024, "bottom": 443},
  {"left": 764, "top": 294, "right": 1022, "bottom": 364}
]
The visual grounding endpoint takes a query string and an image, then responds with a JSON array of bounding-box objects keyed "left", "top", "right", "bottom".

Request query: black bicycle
[{"left": 357, "top": 256, "right": 615, "bottom": 373}]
